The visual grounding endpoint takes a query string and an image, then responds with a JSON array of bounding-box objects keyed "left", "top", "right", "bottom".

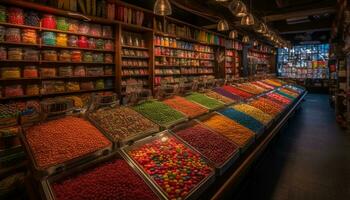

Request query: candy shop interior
[{"left": 0, "top": 0, "right": 349, "bottom": 200}]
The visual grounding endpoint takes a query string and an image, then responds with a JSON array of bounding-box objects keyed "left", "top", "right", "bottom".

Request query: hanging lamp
[
  {"left": 229, "top": 30, "right": 238, "bottom": 39},
  {"left": 229, "top": 0, "right": 247, "bottom": 17},
  {"left": 217, "top": 19, "right": 229, "bottom": 31},
  {"left": 241, "top": 13, "right": 255, "bottom": 25},
  {"left": 242, "top": 35, "right": 250, "bottom": 43},
  {"left": 154, "top": 0, "right": 172, "bottom": 16},
  {"left": 253, "top": 40, "right": 258, "bottom": 47},
  {"left": 215, "top": 0, "right": 230, "bottom": 2}
]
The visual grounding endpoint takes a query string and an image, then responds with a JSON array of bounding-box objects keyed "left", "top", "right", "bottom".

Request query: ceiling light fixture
[
  {"left": 229, "top": 0, "right": 247, "bottom": 17},
  {"left": 217, "top": 19, "right": 229, "bottom": 31},
  {"left": 241, "top": 0, "right": 254, "bottom": 25},
  {"left": 242, "top": 35, "right": 250, "bottom": 43},
  {"left": 154, "top": 0, "right": 172, "bottom": 16},
  {"left": 229, "top": 30, "right": 238, "bottom": 39}
]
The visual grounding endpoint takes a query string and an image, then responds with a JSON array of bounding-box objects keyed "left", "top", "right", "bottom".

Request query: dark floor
[{"left": 235, "top": 94, "right": 350, "bottom": 200}]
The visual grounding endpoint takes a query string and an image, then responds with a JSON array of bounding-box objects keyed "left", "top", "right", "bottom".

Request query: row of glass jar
[
  {"left": 0, "top": 6, "right": 113, "bottom": 38},
  {"left": 1, "top": 79, "right": 113, "bottom": 97},
  {"left": 154, "top": 47, "right": 215, "bottom": 60},
  {"left": 0, "top": 66, "right": 113, "bottom": 79},
  {"left": 122, "top": 69, "right": 149, "bottom": 76},
  {"left": 155, "top": 57, "right": 214, "bottom": 67}
]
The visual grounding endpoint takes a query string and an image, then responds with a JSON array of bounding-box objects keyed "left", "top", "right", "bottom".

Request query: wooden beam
[{"left": 264, "top": 6, "right": 336, "bottom": 22}]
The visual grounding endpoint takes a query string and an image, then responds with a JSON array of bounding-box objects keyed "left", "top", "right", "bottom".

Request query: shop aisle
[{"left": 235, "top": 94, "right": 350, "bottom": 200}]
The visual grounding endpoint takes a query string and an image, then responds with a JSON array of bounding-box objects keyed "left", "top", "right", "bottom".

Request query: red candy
[
  {"left": 222, "top": 85, "right": 254, "bottom": 99},
  {"left": 266, "top": 92, "right": 291, "bottom": 104},
  {"left": 52, "top": 158, "right": 158, "bottom": 200},
  {"left": 41, "top": 14, "right": 57, "bottom": 29},
  {"left": 175, "top": 124, "right": 238, "bottom": 167}
]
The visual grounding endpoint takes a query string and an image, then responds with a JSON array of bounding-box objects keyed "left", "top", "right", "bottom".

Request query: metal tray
[
  {"left": 40, "top": 152, "right": 162, "bottom": 200},
  {"left": 170, "top": 120, "right": 240, "bottom": 176},
  {"left": 121, "top": 130, "right": 216, "bottom": 200},
  {"left": 86, "top": 106, "right": 160, "bottom": 147},
  {"left": 19, "top": 117, "right": 113, "bottom": 179},
  {"left": 195, "top": 112, "right": 256, "bottom": 154}
]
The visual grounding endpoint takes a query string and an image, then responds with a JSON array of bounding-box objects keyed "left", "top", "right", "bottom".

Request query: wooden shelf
[
  {"left": 40, "top": 27, "right": 114, "bottom": 40},
  {"left": 0, "top": 22, "right": 40, "bottom": 30},
  {"left": 40, "top": 61, "right": 114, "bottom": 64},
  {"left": 154, "top": 45, "right": 215, "bottom": 54},
  {"left": 155, "top": 55, "right": 214, "bottom": 61},
  {"left": 155, "top": 65, "right": 214, "bottom": 68},
  {"left": 0, "top": 76, "right": 113, "bottom": 81},
  {"left": 121, "top": 45, "right": 149, "bottom": 50},
  {"left": 154, "top": 31, "right": 224, "bottom": 47},
  {"left": 0, "top": 41, "right": 39, "bottom": 47},
  {"left": 122, "top": 66, "right": 149, "bottom": 68},
  {"left": 121, "top": 56, "right": 149, "bottom": 59},
  {"left": 41, "top": 45, "right": 115, "bottom": 52},
  {"left": 122, "top": 74, "right": 150, "bottom": 78}
]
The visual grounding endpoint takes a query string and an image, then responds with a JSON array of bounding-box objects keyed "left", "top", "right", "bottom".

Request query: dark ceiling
[{"left": 122, "top": 0, "right": 337, "bottom": 44}]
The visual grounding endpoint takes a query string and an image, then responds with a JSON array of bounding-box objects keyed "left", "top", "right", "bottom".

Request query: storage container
[
  {"left": 42, "top": 32, "right": 56, "bottom": 46},
  {"left": 104, "top": 40, "right": 114, "bottom": 51},
  {"left": 0, "top": 6, "right": 6, "bottom": 22},
  {"left": 56, "top": 33, "right": 68, "bottom": 47},
  {"left": 71, "top": 50, "right": 82, "bottom": 62},
  {"left": 68, "top": 35, "right": 78, "bottom": 47},
  {"left": 56, "top": 17, "right": 68, "bottom": 31},
  {"left": 90, "top": 24, "right": 102, "bottom": 37},
  {"left": 25, "top": 11, "right": 40, "bottom": 27},
  {"left": 66, "top": 82, "right": 80, "bottom": 92},
  {"left": 80, "top": 81, "right": 94, "bottom": 90},
  {"left": 6, "top": 28, "right": 21, "bottom": 43},
  {"left": 77, "top": 36, "right": 88, "bottom": 48},
  {"left": 86, "top": 67, "right": 104, "bottom": 76},
  {"left": 0, "top": 46, "right": 6, "bottom": 60},
  {"left": 23, "top": 49, "right": 39, "bottom": 61},
  {"left": 83, "top": 52, "right": 93, "bottom": 62},
  {"left": 0, "top": 26, "right": 5, "bottom": 42},
  {"left": 23, "top": 66, "right": 38, "bottom": 78},
  {"left": 73, "top": 66, "right": 85, "bottom": 76},
  {"left": 104, "top": 66, "right": 113, "bottom": 75},
  {"left": 102, "top": 26, "right": 112, "bottom": 38},
  {"left": 93, "top": 53, "right": 103, "bottom": 63},
  {"left": 5, "top": 85, "right": 24, "bottom": 97},
  {"left": 8, "top": 7, "right": 24, "bottom": 25},
  {"left": 1, "top": 67, "right": 20, "bottom": 79},
  {"left": 104, "top": 53, "right": 113, "bottom": 63},
  {"left": 22, "top": 29, "right": 37, "bottom": 44},
  {"left": 78, "top": 22, "right": 90, "bottom": 34},
  {"left": 41, "top": 14, "right": 56, "bottom": 29},
  {"left": 40, "top": 67, "right": 56, "bottom": 78},
  {"left": 42, "top": 50, "right": 57, "bottom": 61},
  {"left": 26, "top": 84, "right": 40, "bottom": 96},
  {"left": 58, "top": 66, "right": 73, "bottom": 77},
  {"left": 96, "top": 39, "right": 104, "bottom": 49},
  {"left": 68, "top": 19, "right": 79, "bottom": 33},
  {"left": 88, "top": 38, "right": 96, "bottom": 49},
  {"left": 95, "top": 79, "right": 105, "bottom": 89},
  {"left": 8, "top": 48, "right": 23, "bottom": 60},
  {"left": 58, "top": 50, "right": 71, "bottom": 62}
]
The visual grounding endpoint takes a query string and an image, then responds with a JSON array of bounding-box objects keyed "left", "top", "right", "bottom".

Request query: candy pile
[
  {"left": 219, "top": 108, "right": 264, "bottom": 134},
  {"left": 212, "top": 87, "right": 241, "bottom": 100},
  {"left": 235, "top": 84, "right": 263, "bottom": 94},
  {"left": 185, "top": 92, "right": 224, "bottom": 110},
  {"left": 0, "top": 104, "right": 18, "bottom": 127},
  {"left": 89, "top": 107, "right": 159, "bottom": 141},
  {"left": 201, "top": 114, "right": 254, "bottom": 148},
  {"left": 262, "top": 79, "right": 282, "bottom": 87},
  {"left": 133, "top": 100, "right": 185, "bottom": 126},
  {"left": 128, "top": 134, "right": 213, "bottom": 200},
  {"left": 163, "top": 96, "right": 208, "bottom": 118},
  {"left": 222, "top": 86, "right": 254, "bottom": 99},
  {"left": 254, "top": 81, "right": 275, "bottom": 90},
  {"left": 204, "top": 91, "right": 236, "bottom": 104},
  {"left": 232, "top": 104, "right": 273, "bottom": 125},
  {"left": 275, "top": 90, "right": 295, "bottom": 100},
  {"left": 248, "top": 98, "right": 283, "bottom": 117},
  {"left": 52, "top": 158, "right": 158, "bottom": 200},
  {"left": 25, "top": 116, "right": 111, "bottom": 169},
  {"left": 280, "top": 88, "right": 299, "bottom": 98},
  {"left": 174, "top": 124, "right": 238, "bottom": 167},
  {"left": 266, "top": 93, "right": 291, "bottom": 105}
]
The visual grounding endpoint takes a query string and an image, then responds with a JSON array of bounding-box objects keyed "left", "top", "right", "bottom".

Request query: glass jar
[
  {"left": 104, "top": 66, "right": 113, "bottom": 75},
  {"left": 22, "top": 29, "right": 37, "bottom": 44},
  {"left": 89, "top": 24, "right": 101, "bottom": 37},
  {"left": 68, "top": 19, "right": 79, "bottom": 33},
  {"left": 58, "top": 66, "right": 73, "bottom": 77},
  {"left": 66, "top": 81, "right": 80, "bottom": 91},
  {"left": 104, "top": 54, "right": 113, "bottom": 63},
  {"left": 0, "top": 26, "right": 5, "bottom": 42},
  {"left": 41, "top": 14, "right": 56, "bottom": 29},
  {"left": 102, "top": 26, "right": 112, "bottom": 38},
  {"left": 104, "top": 79, "right": 113, "bottom": 88},
  {"left": 74, "top": 66, "right": 85, "bottom": 76},
  {"left": 77, "top": 36, "right": 88, "bottom": 48},
  {"left": 88, "top": 38, "right": 96, "bottom": 49},
  {"left": 68, "top": 35, "right": 78, "bottom": 47},
  {"left": 8, "top": 7, "right": 24, "bottom": 25},
  {"left": 80, "top": 81, "right": 94, "bottom": 90},
  {"left": 92, "top": 53, "right": 103, "bottom": 63},
  {"left": 56, "top": 17, "right": 69, "bottom": 31},
  {"left": 5, "top": 85, "right": 23, "bottom": 97},
  {"left": 8, "top": 48, "right": 22, "bottom": 60},
  {"left": 23, "top": 66, "right": 38, "bottom": 78},
  {"left": 0, "top": 6, "right": 6, "bottom": 22},
  {"left": 41, "top": 67, "right": 56, "bottom": 77},
  {"left": 59, "top": 50, "right": 71, "bottom": 62},
  {"left": 86, "top": 67, "right": 104, "bottom": 76},
  {"left": 104, "top": 40, "right": 114, "bottom": 51},
  {"left": 25, "top": 11, "right": 40, "bottom": 27},
  {"left": 6, "top": 28, "right": 21, "bottom": 43},
  {"left": 42, "top": 50, "right": 57, "bottom": 61},
  {"left": 0, "top": 46, "right": 6, "bottom": 60},
  {"left": 56, "top": 33, "right": 68, "bottom": 47},
  {"left": 96, "top": 39, "right": 104, "bottom": 49},
  {"left": 95, "top": 79, "right": 105, "bottom": 89},
  {"left": 42, "top": 32, "right": 56, "bottom": 46},
  {"left": 78, "top": 22, "right": 90, "bottom": 34},
  {"left": 83, "top": 52, "right": 93, "bottom": 62},
  {"left": 23, "top": 49, "right": 39, "bottom": 61},
  {"left": 71, "top": 50, "right": 82, "bottom": 62},
  {"left": 1, "top": 67, "right": 20, "bottom": 79},
  {"left": 26, "top": 84, "right": 40, "bottom": 95}
]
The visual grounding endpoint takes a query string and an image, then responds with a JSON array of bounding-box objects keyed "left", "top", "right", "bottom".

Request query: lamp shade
[
  {"left": 242, "top": 35, "right": 250, "bottom": 43},
  {"left": 241, "top": 13, "right": 255, "bottom": 25},
  {"left": 229, "top": 1, "right": 247, "bottom": 17},
  {"left": 154, "top": 0, "right": 172, "bottom": 16},
  {"left": 253, "top": 40, "right": 258, "bottom": 47},
  {"left": 229, "top": 30, "right": 238, "bottom": 39},
  {"left": 217, "top": 19, "right": 229, "bottom": 31}
]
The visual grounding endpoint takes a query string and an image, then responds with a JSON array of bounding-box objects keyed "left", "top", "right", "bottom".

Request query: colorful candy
[
  {"left": 204, "top": 91, "right": 236, "bottom": 104},
  {"left": 222, "top": 85, "right": 254, "bottom": 99},
  {"left": 248, "top": 98, "right": 282, "bottom": 117},
  {"left": 232, "top": 104, "right": 273, "bottom": 125},
  {"left": 163, "top": 96, "right": 208, "bottom": 118},
  {"left": 212, "top": 87, "right": 241, "bottom": 100},
  {"left": 185, "top": 92, "right": 224, "bottom": 110}
]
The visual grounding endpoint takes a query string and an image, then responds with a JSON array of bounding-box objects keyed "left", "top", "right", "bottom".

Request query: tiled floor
[{"left": 235, "top": 94, "right": 350, "bottom": 200}]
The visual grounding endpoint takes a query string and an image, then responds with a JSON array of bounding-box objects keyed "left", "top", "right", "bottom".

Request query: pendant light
[
  {"left": 242, "top": 35, "right": 250, "bottom": 43},
  {"left": 215, "top": 0, "right": 230, "bottom": 2},
  {"left": 154, "top": 0, "right": 172, "bottom": 16},
  {"left": 229, "top": 0, "right": 247, "bottom": 17},
  {"left": 253, "top": 40, "right": 258, "bottom": 47},
  {"left": 241, "top": 0, "right": 254, "bottom": 25},
  {"left": 217, "top": 19, "right": 229, "bottom": 31},
  {"left": 229, "top": 30, "right": 238, "bottom": 39},
  {"left": 256, "top": 22, "right": 267, "bottom": 33}
]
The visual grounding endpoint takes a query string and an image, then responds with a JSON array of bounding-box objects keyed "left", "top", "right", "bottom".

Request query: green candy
[{"left": 185, "top": 92, "right": 224, "bottom": 110}]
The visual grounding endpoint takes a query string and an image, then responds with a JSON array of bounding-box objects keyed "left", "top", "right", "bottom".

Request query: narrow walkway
[{"left": 235, "top": 94, "right": 350, "bottom": 200}]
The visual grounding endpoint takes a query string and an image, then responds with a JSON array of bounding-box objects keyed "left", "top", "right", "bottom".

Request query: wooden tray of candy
[
  {"left": 40, "top": 152, "right": 163, "bottom": 200},
  {"left": 86, "top": 106, "right": 160, "bottom": 148},
  {"left": 170, "top": 120, "right": 240, "bottom": 176},
  {"left": 121, "top": 130, "right": 216, "bottom": 200},
  {"left": 185, "top": 92, "right": 226, "bottom": 112},
  {"left": 19, "top": 116, "right": 113, "bottom": 179},
  {"left": 195, "top": 112, "right": 256, "bottom": 154}
]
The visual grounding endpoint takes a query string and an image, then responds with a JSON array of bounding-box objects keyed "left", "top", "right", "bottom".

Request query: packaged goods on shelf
[
  {"left": 104, "top": 79, "right": 114, "bottom": 89},
  {"left": 23, "top": 66, "right": 38, "bottom": 78},
  {"left": 42, "top": 32, "right": 56, "bottom": 46},
  {"left": 89, "top": 107, "right": 159, "bottom": 143},
  {"left": 68, "top": 35, "right": 78, "bottom": 47},
  {"left": 22, "top": 29, "right": 37, "bottom": 44},
  {"left": 219, "top": 108, "right": 264, "bottom": 134},
  {"left": 58, "top": 50, "right": 71, "bottom": 62},
  {"left": 6, "top": 28, "right": 21, "bottom": 43},
  {"left": 56, "top": 33, "right": 68, "bottom": 47},
  {"left": 102, "top": 26, "right": 112, "bottom": 38},
  {"left": 92, "top": 53, "right": 103, "bottom": 62},
  {"left": 163, "top": 96, "right": 208, "bottom": 118},
  {"left": 25, "top": 11, "right": 40, "bottom": 27},
  {"left": 95, "top": 39, "right": 104, "bottom": 49},
  {"left": 42, "top": 50, "right": 58, "bottom": 61},
  {"left": 173, "top": 122, "right": 239, "bottom": 168},
  {"left": 83, "top": 52, "right": 93, "bottom": 62},
  {"left": 0, "top": 6, "right": 5, "bottom": 22},
  {"left": 104, "top": 53, "right": 113, "bottom": 63},
  {"left": 41, "top": 14, "right": 56, "bottom": 29},
  {"left": 80, "top": 81, "right": 94, "bottom": 90},
  {"left": 23, "top": 49, "right": 39, "bottom": 61},
  {"left": 73, "top": 66, "right": 86, "bottom": 76},
  {"left": 66, "top": 82, "right": 80, "bottom": 92},
  {"left": 0, "top": 46, "right": 6, "bottom": 60},
  {"left": 25, "top": 84, "right": 40, "bottom": 96},
  {"left": 7, "top": 48, "right": 22, "bottom": 60},
  {"left": 5, "top": 85, "right": 24, "bottom": 97},
  {"left": 8, "top": 7, "right": 24, "bottom": 25},
  {"left": 41, "top": 67, "right": 57, "bottom": 78},
  {"left": 123, "top": 131, "right": 214, "bottom": 200},
  {"left": 86, "top": 66, "right": 104, "bottom": 76},
  {"left": 56, "top": 17, "right": 68, "bottom": 31},
  {"left": 1, "top": 67, "right": 20, "bottom": 79},
  {"left": 232, "top": 104, "right": 273, "bottom": 125},
  {"left": 104, "top": 66, "right": 113, "bottom": 75},
  {"left": 200, "top": 113, "right": 255, "bottom": 148},
  {"left": 0, "top": 27, "right": 4, "bottom": 42},
  {"left": 41, "top": 81, "right": 65, "bottom": 94},
  {"left": 71, "top": 50, "right": 82, "bottom": 62},
  {"left": 133, "top": 100, "right": 186, "bottom": 127},
  {"left": 185, "top": 92, "right": 224, "bottom": 110},
  {"left": 23, "top": 116, "right": 112, "bottom": 169},
  {"left": 50, "top": 157, "right": 159, "bottom": 200},
  {"left": 95, "top": 79, "right": 105, "bottom": 89}
]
